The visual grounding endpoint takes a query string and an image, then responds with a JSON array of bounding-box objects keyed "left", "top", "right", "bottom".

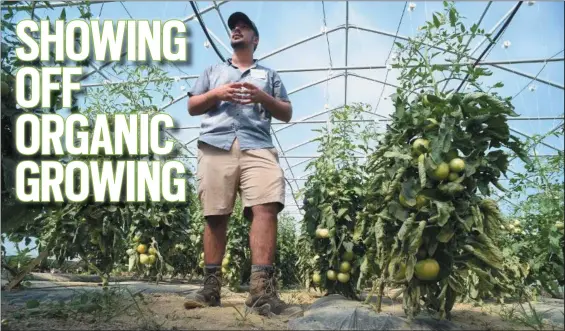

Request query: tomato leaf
[
  {"left": 128, "top": 255, "right": 136, "bottom": 271},
  {"left": 418, "top": 153, "right": 427, "bottom": 187},
  {"left": 389, "top": 201, "right": 409, "bottom": 221},
  {"left": 337, "top": 208, "right": 348, "bottom": 219},
  {"left": 449, "top": 9, "right": 457, "bottom": 26},
  {"left": 435, "top": 201, "right": 454, "bottom": 227},
  {"left": 384, "top": 151, "right": 412, "bottom": 160},
  {"left": 437, "top": 224, "right": 455, "bottom": 243},
  {"left": 433, "top": 14, "right": 441, "bottom": 28},
  {"left": 405, "top": 255, "right": 416, "bottom": 282},
  {"left": 430, "top": 115, "right": 455, "bottom": 164},
  {"left": 401, "top": 177, "right": 418, "bottom": 203},
  {"left": 438, "top": 182, "right": 465, "bottom": 196}
]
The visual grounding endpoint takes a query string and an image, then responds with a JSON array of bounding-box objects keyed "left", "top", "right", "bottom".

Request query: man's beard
[{"left": 231, "top": 39, "right": 246, "bottom": 50}]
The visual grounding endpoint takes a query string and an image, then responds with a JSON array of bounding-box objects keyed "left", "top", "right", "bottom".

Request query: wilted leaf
[
  {"left": 389, "top": 202, "right": 409, "bottom": 222},
  {"left": 437, "top": 224, "right": 455, "bottom": 243},
  {"left": 405, "top": 255, "right": 416, "bottom": 282},
  {"left": 337, "top": 208, "right": 348, "bottom": 219},
  {"left": 384, "top": 151, "right": 412, "bottom": 160},
  {"left": 435, "top": 201, "right": 454, "bottom": 227},
  {"left": 430, "top": 116, "right": 455, "bottom": 164},
  {"left": 401, "top": 177, "right": 418, "bottom": 204},
  {"left": 418, "top": 154, "right": 427, "bottom": 187},
  {"left": 439, "top": 182, "right": 465, "bottom": 195},
  {"left": 128, "top": 255, "right": 136, "bottom": 271}
]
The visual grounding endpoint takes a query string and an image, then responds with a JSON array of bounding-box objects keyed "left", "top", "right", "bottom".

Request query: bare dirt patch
[{"left": 1, "top": 283, "right": 563, "bottom": 330}]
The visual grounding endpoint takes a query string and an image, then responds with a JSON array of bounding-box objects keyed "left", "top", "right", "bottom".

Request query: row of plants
[
  {"left": 1, "top": 1, "right": 301, "bottom": 290},
  {"left": 296, "top": 1, "right": 563, "bottom": 320}
]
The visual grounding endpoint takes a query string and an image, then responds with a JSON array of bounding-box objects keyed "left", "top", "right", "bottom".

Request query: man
[{"left": 184, "top": 12, "right": 297, "bottom": 317}]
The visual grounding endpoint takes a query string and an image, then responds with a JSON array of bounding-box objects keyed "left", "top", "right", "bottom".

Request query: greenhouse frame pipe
[
  {"left": 456, "top": 1, "right": 524, "bottom": 92},
  {"left": 345, "top": 2, "right": 350, "bottom": 106},
  {"left": 288, "top": 73, "right": 345, "bottom": 95},
  {"left": 257, "top": 26, "right": 346, "bottom": 61},
  {"left": 80, "top": 2, "right": 225, "bottom": 83},
  {"left": 351, "top": 25, "right": 564, "bottom": 90},
  {"left": 213, "top": 1, "right": 232, "bottom": 38},
  {"left": 510, "top": 128, "right": 562, "bottom": 152},
  {"left": 348, "top": 72, "right": 401, "bottom": 89},
  {"left": 27, "top": 9, "right": 114, "bottom": 84},
  {"left": 79, "top": 57, "right": 562, "bottom": 88},
  {"left": 441, "top": 1, "right": 493, "bottom": 93},
  {"left": 469, "top": 2, "right": 517, "bottom": 57},
  {"left": 284, "top": 137, "right": 320, "bottom": 154},
  {"left": 174, "top": 152, "right": 557, "bottom": 161},
  {"left": 170, "top": 116, "right": 565, "bottom": 131},
  {"left": 270, "top": 126, "right": 303, "bottom": 211},
  {"left": 277, "top": 57, "right": 563, "bottom": 73},
  {"left": 274, "top": 105, "right": 345, "bottom": 133},
  {"left": 182, "top": 1, "right": 228, "bottom": 23},
  {"left": 284, "top": 157, "right": 315, "bottom": 172},
  {"left": 176, "top": 155, "right": 367, "bottom": 159},
  {"left": 2, "top": 1, "right": 115, "bottom": 9},
  {"left": 205, "top": 26, "right": 233, "bottom": 55}
]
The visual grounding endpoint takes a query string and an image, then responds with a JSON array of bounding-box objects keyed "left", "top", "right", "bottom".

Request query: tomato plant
[
  {"left": 275, "top": 212, "right": 301, "bottom": 288},
  {"left": 297, "top": 104, "right": 378, "bottom": 299},
  {"left": 503, "top": 145, "right": 564, "bottom": 298},
  {"left": 359, "top": 2, "right": 531, "bottom": 319}
]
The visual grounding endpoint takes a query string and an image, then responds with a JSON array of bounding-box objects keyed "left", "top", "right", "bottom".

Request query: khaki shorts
[{"left": 196, "top": 138, "right": 285, "bottom": 217}]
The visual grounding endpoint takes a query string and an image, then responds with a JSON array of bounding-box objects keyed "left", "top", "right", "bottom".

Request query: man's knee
[
  {"left": 251, "top": 203, "right": 280, "bottom": 219},
  {"left": 205, "top": 214, "right": 229, "bottom": 227}
]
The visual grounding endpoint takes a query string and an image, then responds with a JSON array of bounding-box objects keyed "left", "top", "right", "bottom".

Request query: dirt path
[{"left": 1, "top": 281, "right": 563, "bottom": 330}]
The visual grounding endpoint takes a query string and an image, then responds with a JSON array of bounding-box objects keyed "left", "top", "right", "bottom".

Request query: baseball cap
[{"left": 227, "top": 12, "right": 259, "bottom": 37}]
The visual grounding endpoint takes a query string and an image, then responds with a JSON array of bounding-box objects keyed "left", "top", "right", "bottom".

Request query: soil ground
[{"left": 1, "top": 275, "right": 563, "bottom": 330}]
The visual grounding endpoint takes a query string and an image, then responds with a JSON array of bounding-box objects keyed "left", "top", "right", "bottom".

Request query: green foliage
[
  {"left": 276, "top": 212, "right": 300, "bottom": 288},
  {"left": 297, "top": 104, "right": 378, "bottom": 299},
  {"left": 359, "top": 2, "right": 530, "bottom": 319},
  {"left": 1, "top": 2, "right": 92, "bottom": 234},
  {"left": 223, "top": 198, "right": 251, "bottom": 292},
  {"left": 503, "top": 145, "right": 564, "bottom": 298}
]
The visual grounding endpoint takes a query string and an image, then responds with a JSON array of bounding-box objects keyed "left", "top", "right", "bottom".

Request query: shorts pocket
[{"left": 268, "top": 148, "right": 280, "bottom": 162}]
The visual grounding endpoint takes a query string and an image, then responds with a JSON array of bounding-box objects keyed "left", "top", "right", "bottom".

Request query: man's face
[{"left": 230, "top": 21, "right": 257, "bottom": 51}]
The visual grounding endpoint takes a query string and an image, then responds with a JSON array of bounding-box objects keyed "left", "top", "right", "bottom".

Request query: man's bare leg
[
  {"left": 244, "top": 203, "right": 295, "bottom": 316},
  {"left": 184, "top": 214, "right": 229, "bottom": 309},
  {"left": 249, "top": 203, "right": 279, "bottom": 265},
  {"left": 204, "top": 215, "right": 230, "bottom": 265}
]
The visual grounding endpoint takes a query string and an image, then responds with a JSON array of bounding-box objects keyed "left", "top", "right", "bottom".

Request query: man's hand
[
  {"left": 188, "top": 82, "right": 246, "bottom": 116},
  {"left": 213, "top": 82, "right": 246, "bottom": 103},
  {"left": 236, "top": 82, "right": 268, "bottom": 104},
  {"left": 237, "top": 82, "right": 292, "bottom": 123}
]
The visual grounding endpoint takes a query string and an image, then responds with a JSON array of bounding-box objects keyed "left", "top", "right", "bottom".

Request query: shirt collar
[{"left": 226, "top": 58, "right": 259, "bottom": 69}]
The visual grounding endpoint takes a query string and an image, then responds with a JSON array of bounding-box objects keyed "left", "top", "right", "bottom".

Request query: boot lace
[
  {"left": 264, "top": 273, "right": 286, "bottom": 307},
  {"left": 203, "top": 273, "right": 221, "bottom": 288}
]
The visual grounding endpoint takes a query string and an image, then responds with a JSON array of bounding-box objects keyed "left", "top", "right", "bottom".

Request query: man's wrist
[
  {"left": 258, "top": 91, "right": 272, "bottom": 105},
  {"left": 208, "top": 88, "right": 219, "bottom": 103}
]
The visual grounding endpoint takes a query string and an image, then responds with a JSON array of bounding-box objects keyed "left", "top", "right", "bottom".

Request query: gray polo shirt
[{"left": 188, "top": 59, "right": 290, "bottom": 151}]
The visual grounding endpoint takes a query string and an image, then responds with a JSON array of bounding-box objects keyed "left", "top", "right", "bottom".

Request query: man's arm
[
  {"left": 188, "top": 90, "right": 219, "bottom": 116},
  {"left": 239, "top": 70, "right": 293, "bottom": 122},
  {"left": 259, "top": 94, "right": 292, "bottom": 123},
  {"left": 187, "top": 66, "right": 244, "bottom": 116}
]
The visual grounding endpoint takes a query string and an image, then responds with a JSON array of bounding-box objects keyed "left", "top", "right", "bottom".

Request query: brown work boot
[
  {"left": 184, "top": 267, "right": 222, "bottom": 309},
  {"left": 244, "top": 267, "right": 302, "bottom": 317}
]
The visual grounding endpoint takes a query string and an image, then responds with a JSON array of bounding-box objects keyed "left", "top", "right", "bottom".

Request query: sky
[{"left": 3, "top": 1, "right": 564, "bottom": 256}]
